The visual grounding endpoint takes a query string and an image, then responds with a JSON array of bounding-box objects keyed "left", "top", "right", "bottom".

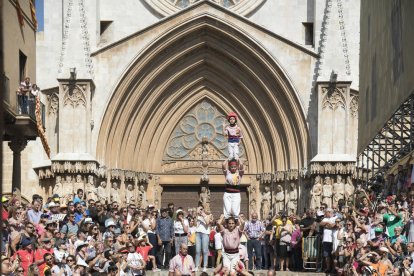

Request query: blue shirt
[
  {"left": 27, "top": 209, "right": 42, "bottom": 224},
  {"left": 156, "top": 217, "right": 174, "bottom": 242}
]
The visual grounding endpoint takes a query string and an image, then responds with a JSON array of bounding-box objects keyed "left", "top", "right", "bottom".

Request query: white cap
[
  {"left": 379, "top": 247, "right": 389, "bottom": 253},
  {"left": 84, "top": 218, "right": 94, "bottom": 224},
  {"left": 48, "top": 202, "right": 59, "bottom": 208},
  {"left": 106, "top": 220, "right": 116, "bottom": 227},
  {"left": 74, "top": 240, "right": 88, "bottom": 251}
]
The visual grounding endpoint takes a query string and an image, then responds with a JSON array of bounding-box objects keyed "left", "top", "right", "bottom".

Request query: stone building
[{"left": 3, "top": 0, "right": 361, "bottom": 217}]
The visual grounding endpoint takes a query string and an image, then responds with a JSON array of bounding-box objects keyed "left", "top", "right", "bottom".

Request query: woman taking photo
[{"left": 195, "top": 205, "right": 212, "bottom": 272}]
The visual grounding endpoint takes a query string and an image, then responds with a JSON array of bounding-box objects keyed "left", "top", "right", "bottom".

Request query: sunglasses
[
  {"left": 27, "top": 226, "right": 34, "bottom": 229},
  {"left": 46, "top": 258, "right": 53, "bottom": 261},
  {"left": 16, "top": 269, "right": 24, "bottom": 273},
  {"left": 67, "top": 259, "right": 74, "bottom": 262}
]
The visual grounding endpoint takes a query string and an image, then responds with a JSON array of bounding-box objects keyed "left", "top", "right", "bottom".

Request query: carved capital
[{"left": 8, "top": 137, "right": 28, "bottom": 153}]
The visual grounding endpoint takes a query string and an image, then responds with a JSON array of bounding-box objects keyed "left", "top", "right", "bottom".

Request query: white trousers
[
  {"left": 222, "top": 251, "right": 241, "bottom": 272},
  {"left": 223, "top": 192, "right": 240, "bottom": 219},
  {"left": 228, "top": 142, "right": 239, "bottom": 160}
]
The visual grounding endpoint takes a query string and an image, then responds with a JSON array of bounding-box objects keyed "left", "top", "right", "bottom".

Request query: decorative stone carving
[
  {"left": 274, "top": 185, "right": 285, "bottom": 214},
  {"left": 322, "top": 87, "right": 346, "bottom": 110},
  {"left": 310, "top": 176, "right": 323, "bottom": 210},
  {"left": 344, "top": 176, "right": 355, "bottom": 204},
  {"left": 322, "top": 176, "right": 333, "bottom": 208},
  {"left": 48, "top": 93, "right": 59, "bottom": 115},
  {"left": 287, "top": 182, "right": 298, "bottom": 215},
  {"left": 261, "top": 185, "right": 271, "bottom": 219},
  {"left": 125, "top": 184, "right": 136, "bottom": 204},
  {"left": 153, "top": 177, "right": 162, "bottom": 206},
  {"left": 110, "top": 182, "right": 121, "bottom": 203},
  {"left": 63, "top": 84, "right": 86, "bottom": 108},
  {"left": 73, "top": 174, "right": 85, "bottom": 192},
  {"left": 310, "top": 162, "right": 356, "bottom": 175},
  {"left": 350, "top": 95, "right": 359, "bottom": 117},
  {"left": 97, "top": 181, "right": 108, "bottom": 203},
  {"left": 332, "top": 175, "right": 345, "bottom": 206},
  {"left": 199, "top": 186, "right": 211, "bottom": 213},
  {"left": 250, "top": 199, "right": 257, "bottom": 213},
  {"left": 138, "top": 185, "right": 148, "bottom": 208},
  {"left": 85, "top": 175, "right": 98, "bottom": 201}
]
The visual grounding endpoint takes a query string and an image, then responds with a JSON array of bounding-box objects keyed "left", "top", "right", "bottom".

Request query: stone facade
[{"left": 2, "top": 0, "right": 361, "bottom": 217}]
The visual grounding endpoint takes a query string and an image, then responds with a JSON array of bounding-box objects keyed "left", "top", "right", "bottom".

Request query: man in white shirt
[{"left": 319, "top": 208, "right": 337, "bottom": 273}]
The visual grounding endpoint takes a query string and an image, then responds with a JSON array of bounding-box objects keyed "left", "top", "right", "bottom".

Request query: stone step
[{"left": 144, "top": 269, "right": 328, "bottom": 275}]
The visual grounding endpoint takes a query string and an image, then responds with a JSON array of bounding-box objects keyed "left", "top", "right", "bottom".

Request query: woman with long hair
[{"left": 195, "top": 205, "right": 212, "bottom": 272}]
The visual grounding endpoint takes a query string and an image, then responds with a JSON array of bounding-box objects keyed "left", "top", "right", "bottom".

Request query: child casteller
[{"left": 223, "top": 112, "right": 243, "bottom": 161}]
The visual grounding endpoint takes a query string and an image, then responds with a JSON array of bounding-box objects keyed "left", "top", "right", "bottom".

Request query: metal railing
[{"left": 16, "top": 94, "right": 46, "bottom": 126}]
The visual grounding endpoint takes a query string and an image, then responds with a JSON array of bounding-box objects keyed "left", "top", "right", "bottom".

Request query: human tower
[{"left": 222, "top": 112, "right": 244, "bottom": 220}]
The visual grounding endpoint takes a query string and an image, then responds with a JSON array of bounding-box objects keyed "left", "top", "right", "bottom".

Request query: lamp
[{"left": 70, "top": 67, "right": 77, "bottom": 80}]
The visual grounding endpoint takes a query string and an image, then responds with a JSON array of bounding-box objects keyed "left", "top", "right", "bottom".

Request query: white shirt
[
  {"left": 196, "top": 215, "right": 210, "bottom": 234},
  {"left": 174, "top": 219, "right": 189, "bottom": 234},
  {"left": 127, "top": 252, "right": 144, "bottom": 275},
  {"left": 322, "top": 216, "right": 337, "bottom": 243},
  {"left": 214, "top": 232, "right": 223, "bottom": 250}
]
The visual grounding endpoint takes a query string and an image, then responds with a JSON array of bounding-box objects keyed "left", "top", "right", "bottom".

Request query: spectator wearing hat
[
  {"left": 169, "top": 243, "right": 196, "bottom": 276},
  {"left": 11, "top": 237, "right": 35, "bottom": 273},
  {"left": 1, "top": 256, "right": 16, "bottom": 276},
  {"left": 40, "top": 220, "right": 58, "bottom": 242},
  {"left": 126, "top": 240, "right": 145, "bottom": 275},
  {"left": 174, "top": 209, "right": 189, "bottom": 255},
  {"left": 75, "top": 241, "right": 89, "bottom": 267},
  {"left": 35, "top": 238, "right": 54, "bottom": 275},
  {"left": 136, "top": 233, "right": 160, "bottom": 272},
  {"left": 156, "top": 207, "right": 174, "bottom": 268},
  {"left": 103, "top": 220, "right": 117, "bottom": 241}
]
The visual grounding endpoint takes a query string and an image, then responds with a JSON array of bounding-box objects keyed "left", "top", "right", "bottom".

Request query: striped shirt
[{"left": 244, "top": 220, "right": 265, "bottom": 239}]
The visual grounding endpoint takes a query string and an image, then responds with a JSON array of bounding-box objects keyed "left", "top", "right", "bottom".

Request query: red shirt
[
  {"left": 136, "top": 245, "right": 152, "bottom": 262},
  {"left": 13, "top": 249, "right": 35, "bottom": 275},
  {"left": 35, "top": 248, "right": 54, "bottom": 276},
  {"left": 2, "top": 208, "right": 8, "bottom": 221}
]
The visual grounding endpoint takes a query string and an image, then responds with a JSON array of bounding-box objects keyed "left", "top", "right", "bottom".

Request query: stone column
[{"left": 8, "top": 137, "right": 28, "bottom": 191}]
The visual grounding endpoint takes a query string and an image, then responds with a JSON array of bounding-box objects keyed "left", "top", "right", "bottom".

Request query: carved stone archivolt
[{"left": 350, "top": 94, "right": 359, "bottom": 117}]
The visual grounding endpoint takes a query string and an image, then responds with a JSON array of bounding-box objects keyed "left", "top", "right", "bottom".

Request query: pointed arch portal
[{"left": 97, "top": 16, "right": 310, "bottom": 175}]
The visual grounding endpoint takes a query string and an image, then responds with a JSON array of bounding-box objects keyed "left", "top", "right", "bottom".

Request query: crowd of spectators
[{"left": 1, "top": 162, "right": 414, "bottom": 276}]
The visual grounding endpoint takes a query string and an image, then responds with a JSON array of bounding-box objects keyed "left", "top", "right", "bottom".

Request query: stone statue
[
  {"left": 261, "top": 185, "right": 271, "bottom": 219},
  {"left": 344, "top": 176, "right": 355, "bottom": 204},
  {"left": 97, "top": 181, "right": 108, "bottom": 203},
  {"left": 322, "top": 176, "right": 333, "bottom": 208},
  {"left": 125, "top": 184, "right": 136, "bottom": 204},
  {"left": 250, "top": 199, "right": 257, "bottom": 213},
  {"left": 52, "top": 176, "right": 65, "bottom": 205},
  {"left": 73, "top": 174, "right": 85, "bottom": 193},
  {"left": 332, "top": 175, "right": 345, "bottom": 206},
  {"left": 287, "top": 182, "right": 298, "bottom": 215},
  {"left": 138, "top": 185, "right": 147, "bottom": 208},
  {"left": 310, "top": 175, "right": 322, "bottom": 209},
  {"left": 154, "top": 199, "right": 160, "bottom": 210},
  {"left": 110, "top": 182, "right": 121, "bottom": 203},
  {"left": 199, "top": 186, "right": 211, "bottom": 213},
  {"left": 63, "top": 175, "right": 74, "bottom": 204},
  {"left": 85, "top": 175, "right": 98, "bottom": 201},
  {"left": 275, "top": 185, "right": 285, "bottom": 214}
]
